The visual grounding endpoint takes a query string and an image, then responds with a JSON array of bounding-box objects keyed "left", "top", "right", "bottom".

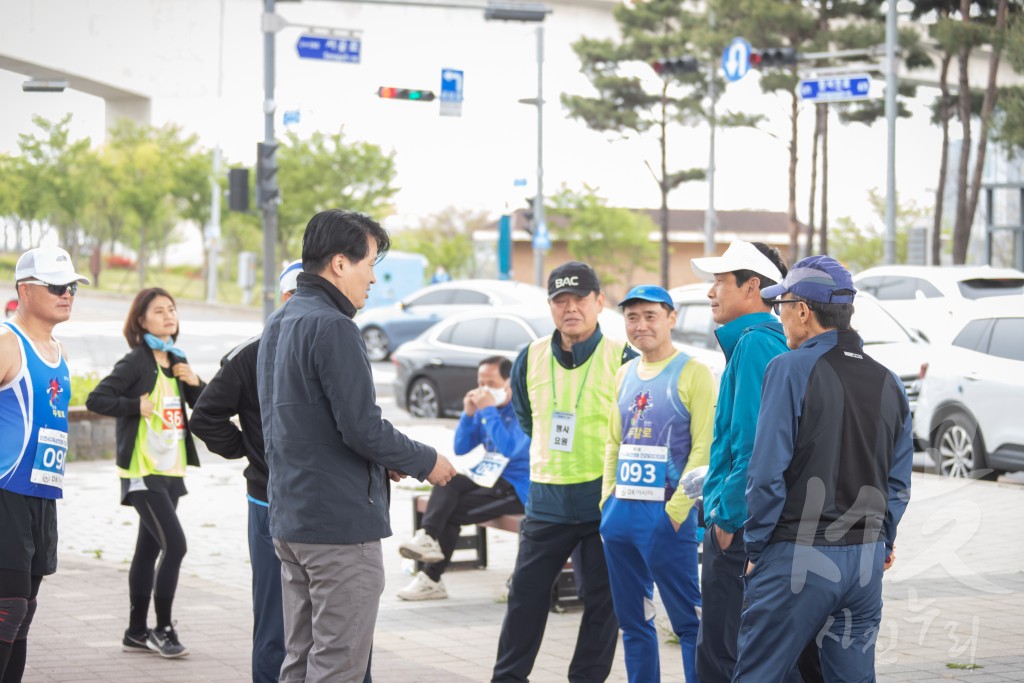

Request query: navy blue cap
[
  {"left": 619, "top": 285, "right": 675, "bottom": 309},
  {"left": 760, "top": 255, "right": 856, "bottom": 304}
]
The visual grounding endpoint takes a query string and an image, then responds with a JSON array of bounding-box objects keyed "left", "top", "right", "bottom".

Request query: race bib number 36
[
  {"left": 615, "top": 444, "right": 667, "bottom": 502},
  {"left": 31, "top": 427, "right": 68, "bottom": 489}
]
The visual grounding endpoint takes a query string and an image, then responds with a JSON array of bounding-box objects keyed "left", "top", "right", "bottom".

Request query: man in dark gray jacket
[{"left": 257, "top": 209, "right": 456, "bottom": 683}]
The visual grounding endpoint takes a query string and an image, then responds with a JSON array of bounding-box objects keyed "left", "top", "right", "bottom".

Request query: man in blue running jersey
[{"left": 0, "top": 247, "right": 89, "bottom": 682}]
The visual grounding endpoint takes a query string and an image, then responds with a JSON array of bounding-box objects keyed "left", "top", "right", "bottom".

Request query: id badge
[
  {"left": 548, "top": 411, "right": 576, "bottom": 452},
  {"left": 466, "top": 451, "right": 510, "bottom": 488},
  {"left": 31, "top": 427, "right": 67, "bottom": 489},
  {"left": 615, "top": 443, "right": 668, "bottom": 501}
]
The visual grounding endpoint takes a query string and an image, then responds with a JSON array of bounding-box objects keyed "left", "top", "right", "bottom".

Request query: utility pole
[{"left": 704, "top": 9, "right": 718, "bottom": 258}]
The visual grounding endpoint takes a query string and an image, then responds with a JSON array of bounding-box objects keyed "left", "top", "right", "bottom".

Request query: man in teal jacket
[{"left": 688, "top": 241, "right": 791, "bottom": 683}]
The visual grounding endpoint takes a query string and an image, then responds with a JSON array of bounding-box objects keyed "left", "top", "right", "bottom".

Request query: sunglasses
[
  {"left": 24, "top": 280, "right": 78, "bottom": 297},
  {"left": 767, "top": 297, "right": 801, "bottom": 316}
]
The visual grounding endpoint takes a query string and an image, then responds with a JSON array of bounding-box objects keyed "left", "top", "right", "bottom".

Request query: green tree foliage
[
  {"left": 831, "top": 188, "right": 925, "bottom": 272},
  {"left": 13, "top": 115, "right": 99, "bottom": 262},
  {"left": 103, "top": 120, "right": 209, "bottom": 287},
  {"left": 277, "top": 129, "right": 398, "bottom": 258},
  {"left": 547, "top": 186, "right": 658, "bottom": 291},
  {"left": 562, "top": 0, "right": 735, "bottom": 287},
  {"left": 391, "top": 206, "right": 489, "bottom": 280}
]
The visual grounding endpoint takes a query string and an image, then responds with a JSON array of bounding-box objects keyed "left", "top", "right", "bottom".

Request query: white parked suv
[
  {"left": 914, "top": 299, "right": 1024, "bottom": 479},
  {"left": 853, "top": 265, "right": 1024, "bottom": 344}
]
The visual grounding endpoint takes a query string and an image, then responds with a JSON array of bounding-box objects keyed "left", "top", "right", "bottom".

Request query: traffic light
[
  {"left": 377, "top": 87, "right": 436, "bottom": 102},
  {"left": 227, "top": 167, "right": 250, "bottom": 212},
  {"left": 651, "top": 56, "right": 700, "bottom": 76},
  {"left": 749, "top": 47, "right": 799, "bottom": 69},
  {"left": 256, "top": 142, "right": 279, "bottom": 208}
]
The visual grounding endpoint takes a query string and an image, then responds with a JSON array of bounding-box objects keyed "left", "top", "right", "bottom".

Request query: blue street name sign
[
  {"left": 440, "top": 68, "right": 464, "bottom": 117},
  {"left": 799, "top": 74, "right": 872, "bottom": 103},
  {"left": 721, "top": 37, "right": 752, "bottom": 82},
  {"left": 296, "top": 35, "right": 361, "bottom": 64}
]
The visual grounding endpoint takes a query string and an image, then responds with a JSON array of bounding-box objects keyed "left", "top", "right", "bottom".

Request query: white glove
[{"left": 680, "top": 466, "right": 708, "bottom": 500}]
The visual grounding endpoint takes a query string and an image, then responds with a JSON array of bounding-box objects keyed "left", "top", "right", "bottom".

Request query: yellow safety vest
[{"left": 526, "top": 335, "right": 625, "bottom": 485}]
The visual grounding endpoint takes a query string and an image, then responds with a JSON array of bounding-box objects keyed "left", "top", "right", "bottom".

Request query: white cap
[
  {"left": 690, "top": 240, "right": 783, "bottom": 284},
  {"left": 15, "top": 247, "right": 91, "bottom": 285},
  {"left": 279, "top": 259, "right": 302, "bottom": 294}
]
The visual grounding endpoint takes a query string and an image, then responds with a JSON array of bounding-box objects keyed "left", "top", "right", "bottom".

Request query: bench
[
  {"left": 412, "top": 493, "right": 581, "bottom": 610},
  {"left": 413, "top": 493, "right": 523, "bottom": 570}
]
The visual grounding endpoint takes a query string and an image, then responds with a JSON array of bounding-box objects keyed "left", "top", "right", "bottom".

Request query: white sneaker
[
  {"left": 396, "top": 572, "right": 448, "bottom": 601},
  {"left": 398, "top": 530, "right": 444, "bottom": 564}
]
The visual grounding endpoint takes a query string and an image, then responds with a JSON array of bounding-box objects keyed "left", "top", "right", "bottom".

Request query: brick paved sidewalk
[{"left": 23, "top": 455, "right": 1024, "bottom": 682}]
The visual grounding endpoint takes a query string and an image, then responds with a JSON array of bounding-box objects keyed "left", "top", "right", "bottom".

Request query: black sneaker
[
  {"left": 147, "top": 624, "right": 189, "bottom": 658},
  {"left": 122, "top": 629, "right": 152, "bottom": 654}
]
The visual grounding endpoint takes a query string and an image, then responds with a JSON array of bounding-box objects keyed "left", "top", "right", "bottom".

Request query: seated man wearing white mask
[{"left": 397, "top": 356, "right": 530, "bottom": 601}]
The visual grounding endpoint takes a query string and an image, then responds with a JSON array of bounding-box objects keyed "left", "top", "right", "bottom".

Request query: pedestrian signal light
[
  {"left": 651, "top": 56, "right": 700, "bottom": 76},
  {"left": 377, "top": 87, "right": 437, "bottom": 102},
  {"left": 749, "top": 47, "right": 799, "bottom": 69}
]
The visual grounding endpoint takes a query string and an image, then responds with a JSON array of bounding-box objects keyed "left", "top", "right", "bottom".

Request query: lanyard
[{"left": 549, "top": 348, "right": 594, "bottom": 411}]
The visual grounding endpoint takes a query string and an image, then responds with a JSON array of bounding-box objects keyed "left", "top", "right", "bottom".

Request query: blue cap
[
  {"left": 760, "top": 255, "right": 856, "bottom": 304},
  {"left": 619, "top": 285, "right": 675, "bottom": 309},
  {"left": 279, "top": 259, "right": 303, "bottom": 294}
]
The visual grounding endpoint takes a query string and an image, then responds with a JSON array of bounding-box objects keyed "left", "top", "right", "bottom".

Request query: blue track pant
[
  {"left": 734, "top": 541, "right": 885, "bottom": 683},
  {"left": 601, "top": 497, "right": 701, "bottom": 683}
]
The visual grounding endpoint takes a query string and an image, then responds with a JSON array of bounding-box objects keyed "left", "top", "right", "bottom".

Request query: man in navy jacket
[
  {"left": 257, "top": 210, "right": 456, "bottom": 683},
  {"left": 734, "top": 255, "right": 913, "bottom": 683}
]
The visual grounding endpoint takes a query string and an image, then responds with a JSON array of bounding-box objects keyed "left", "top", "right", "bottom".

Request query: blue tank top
[
  {"left": 0, "top": 320, "right": 71, "bottom": 499},
  {"left": 614, "top": 352, "right": 693, "bottom": 501}
]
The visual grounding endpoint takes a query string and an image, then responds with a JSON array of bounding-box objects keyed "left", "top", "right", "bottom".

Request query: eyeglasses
[
  {"left": 768, "top": 297, "right": 801, "bottom": 315},
  {"left": 23, "top": 280, "right": 78, "bottom": 297}
]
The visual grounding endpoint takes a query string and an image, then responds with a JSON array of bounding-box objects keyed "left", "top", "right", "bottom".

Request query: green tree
[
  {"left": 831, "top": 188, "right": 924, "bottom": 271},
  {"left": 562, "top": 0, "right": 744, "bottom": 287},
  {"left": 277, "top": 130, "right": 399, "bottom": 258},
  {"left": 391, "top": 206, "right": 489, "bottom": 279},
  {"left": 104, "top": 120, "right": 204, "bottom": 287},
  {"left": 547, "top": 186, "right": 658, "bottom": 292},
  {"left": 14, "top": 115, "right": 99, "bottom": 261}
]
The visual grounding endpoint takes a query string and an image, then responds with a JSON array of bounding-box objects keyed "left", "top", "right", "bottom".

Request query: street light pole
[
  {"left": 261, "top": 0, "right": 279, "bottom": 321},
  {"left": 884, "top": 0, "right": 897, "bottom": 264},
  {"left": 485, "top": 2, "right": 550, "bottom": 286},
  {"left": 533, "top": 25, "right": 546, "bottom": 287}
]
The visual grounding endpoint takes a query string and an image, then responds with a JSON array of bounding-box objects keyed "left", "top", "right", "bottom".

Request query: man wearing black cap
[
  {"left": 600, "top": 285, "right": 715, "bottom": 682},
  {"left": 734, "top": 256, "right": 913, "bottom": 682},
  {"left": 492, "top": 261, "right": 636, "bottom": 683}
]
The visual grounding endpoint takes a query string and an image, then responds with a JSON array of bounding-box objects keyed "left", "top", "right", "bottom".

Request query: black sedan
[{"left": 392, "top": 306, "right": 626, "bottom": 418}]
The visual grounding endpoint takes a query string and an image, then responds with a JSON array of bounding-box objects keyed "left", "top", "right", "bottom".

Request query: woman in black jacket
[{"left": 86, "top": 287, "right": 204, "bottom": 659}]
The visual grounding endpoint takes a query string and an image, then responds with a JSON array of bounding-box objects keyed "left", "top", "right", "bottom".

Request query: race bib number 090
[{"left": 31, "top": 427, "right": 68, "bottom": 489}]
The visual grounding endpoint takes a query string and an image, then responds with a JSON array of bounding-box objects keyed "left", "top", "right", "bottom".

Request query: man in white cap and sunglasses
[{"left": 0, "top": 246, "right": 89, "bottom": 682}]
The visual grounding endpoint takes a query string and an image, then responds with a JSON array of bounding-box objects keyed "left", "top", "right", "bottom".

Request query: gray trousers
[{"left": 273, "top": 538, "right": 384, "bottom": 683}]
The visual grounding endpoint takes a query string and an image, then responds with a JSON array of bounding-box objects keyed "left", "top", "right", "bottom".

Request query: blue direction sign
[
  {"left": 799, "top": 74, "right": 872, "bottom": 103},
  {"left": 533, "top": 222, "right": 551, "bottom": 251},
  {"left": 296, "top": 35, "right": 361, "bottom": 64},
  {"left": 721, "top": 37, "right": 752, "bottom": 82},
  {"left": 440, "top": 68, "right": 464, "bottom": 117}
]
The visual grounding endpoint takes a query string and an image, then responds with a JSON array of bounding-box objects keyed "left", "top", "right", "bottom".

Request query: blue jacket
[
  {"left": 703, "top": 312, "right": 787, "bottom": 533},
  {"left": 745, "top": 329, "right": 913, "bottom": 563},
  {"left": 453, "top": 402, "right": 531, "bottom": 505}
]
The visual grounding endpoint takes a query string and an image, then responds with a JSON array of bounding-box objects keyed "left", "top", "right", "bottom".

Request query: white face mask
[{"left": 485, "top": 386, "right": 508, "bottom": 405}]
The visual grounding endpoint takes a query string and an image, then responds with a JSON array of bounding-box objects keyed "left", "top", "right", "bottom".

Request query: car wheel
[
  {"left": 362, "top": 327, "right": 390, "bottom": 362},
  {"left": 930, "top": 412, "right": 997, "bottom": 480},
  {"left": 407, "top": 377, "right": 440, "bottom": 419}
]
